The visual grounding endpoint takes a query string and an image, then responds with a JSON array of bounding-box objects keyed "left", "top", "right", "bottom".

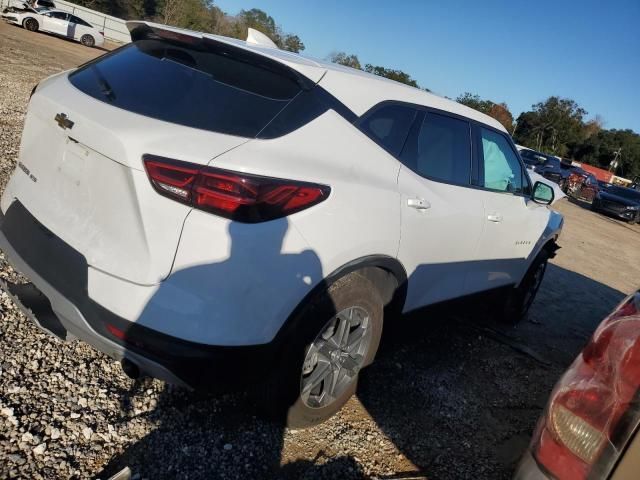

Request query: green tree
[
  {"left": 238, "top": 8, "right": 277, "bottom": 37},
  {"left": 278, "top": 33, "right": 305, "bottom": 53},
  {"left": 329, "top": 51, "right": 362, "bottom": 70},
  {"left": 572, "top": 129, "right": 640, "bottom": 179},
  {"left": 514, "top": 96, "right": 587, "bottom": 156},
  {"left": 456, "top": 92, "right": 493, "bottom": 114},
  {"left": 363, "top": 64, "right": 419, "bottom": 88},
  {"left": 456, "top": 93, "right": 514, "bottom": 132}
]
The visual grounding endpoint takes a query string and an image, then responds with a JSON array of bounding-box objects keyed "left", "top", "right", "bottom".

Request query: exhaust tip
[{"left": 121, "top": 359, "right": 140, "bottom": 379}]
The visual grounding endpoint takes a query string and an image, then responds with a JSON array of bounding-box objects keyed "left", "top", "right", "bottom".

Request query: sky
[{"left": 215, "top": 0, "right": 640, "bottom": 132}]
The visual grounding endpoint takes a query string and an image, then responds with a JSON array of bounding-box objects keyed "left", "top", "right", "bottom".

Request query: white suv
[{"left": 0, "top": 22, "right": 562, "bottom": 427}]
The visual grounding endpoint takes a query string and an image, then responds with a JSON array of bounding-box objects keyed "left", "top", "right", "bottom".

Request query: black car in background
[
  {"left": 592, "top": 183, "right": 640, "bottom": 223},
  {"left": 519, "top": 148, "right": 572, "bottom": 189}
]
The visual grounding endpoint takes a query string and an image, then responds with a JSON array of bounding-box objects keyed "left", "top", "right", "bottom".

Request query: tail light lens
[
  {"left": 143, "top": 155, "right": 330, "bottom": 223},
  {"left": 532, "top": 292, "right": 640, "bottom": 479}
]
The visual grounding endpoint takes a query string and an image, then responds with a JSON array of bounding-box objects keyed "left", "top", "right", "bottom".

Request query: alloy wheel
[
  {"left": 300, "top": 306, "right": 372, "bottom": 409},
  {"left": 81, "top": 35, "right": 95, "bottom": 47}
]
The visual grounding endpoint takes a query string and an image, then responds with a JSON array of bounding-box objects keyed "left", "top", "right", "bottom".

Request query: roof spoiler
[{"left": 125, "top": 21, "right": 315, "bottom": 90}]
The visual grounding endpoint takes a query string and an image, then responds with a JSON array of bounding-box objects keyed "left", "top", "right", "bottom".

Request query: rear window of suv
[{"left": 69, "top": 39, "right": 302, "bottom": 137}]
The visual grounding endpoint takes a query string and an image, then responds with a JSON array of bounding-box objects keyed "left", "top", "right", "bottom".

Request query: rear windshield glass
[{"left": 69, "top": 40, "right": 301, "bottom": 137}]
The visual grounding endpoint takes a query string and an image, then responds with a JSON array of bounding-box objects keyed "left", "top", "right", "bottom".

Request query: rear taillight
[
  {"left": 143, "top": 155, "right": 330, "bottom": 223},
  {"left": 533, "top": 292, "right": 640, "bottom": 479}
]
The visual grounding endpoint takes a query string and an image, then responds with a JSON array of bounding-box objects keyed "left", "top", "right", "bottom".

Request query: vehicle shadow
[
  {"left": 95, "top": 256, "right": 626, "bottom": 479},
  {"left": 96, "top": 217, "right": 361, "bottom": 479},
  {"left": 358, "top": 263, "right": 626, "bottom": 479}
]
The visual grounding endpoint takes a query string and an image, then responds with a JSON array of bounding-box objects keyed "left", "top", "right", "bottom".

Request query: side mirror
[{"left": 532, "top": 181, "right": 554, "bottom": 205}]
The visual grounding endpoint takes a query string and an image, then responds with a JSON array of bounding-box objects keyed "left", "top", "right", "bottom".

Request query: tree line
[
  {"left": 74, "top": 0, "right": 639, "bottom": 180},
  {"left": 456, "top": 93, "right": 639, "bottom": 179}
]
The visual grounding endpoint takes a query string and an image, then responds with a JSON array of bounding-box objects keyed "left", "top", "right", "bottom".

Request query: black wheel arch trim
[{"left": 273, "top": 255, "right": 408, "bottom": 347}]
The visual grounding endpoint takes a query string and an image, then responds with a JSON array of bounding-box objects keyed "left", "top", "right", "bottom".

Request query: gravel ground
[{"left": 1, "top": 21, "right": 639, "bottom": 480}]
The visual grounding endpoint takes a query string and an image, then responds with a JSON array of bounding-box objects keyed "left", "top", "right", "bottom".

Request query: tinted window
[
  {"left": 49, "top": 12, "right": 68, "bottom": 20},
  {"left": 70, "top": 15, "right": 91, "bottom": 27},
  {"left": 543, "top": 157, "right": 561, "bottom": 169},
  {"left": 480, "top": 128, "right": 525, "bottom": 193},
  {"left": 359, "top": 105, "right": 416, "bottom": 156},
  {"left": 69, "top": 40, "right": 301, "bottom": 137},
  {"left": 40, "top": 0, "right": 55, "bottom": 6},
  {"left": 520, "top": 149, "right": 546, "bottom": 165},
  {"left": 401, "top": 112, "right": 471, "bottom": 185}
]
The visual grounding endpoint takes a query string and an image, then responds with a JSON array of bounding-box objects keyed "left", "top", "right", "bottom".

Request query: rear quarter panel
[{"left": 168, "top": 110, "right": 402, "bottom": 345}]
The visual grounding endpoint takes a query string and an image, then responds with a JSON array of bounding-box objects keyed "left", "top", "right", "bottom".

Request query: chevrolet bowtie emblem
[{"left": 55, "top": 113, "right": 74, "bottom": 130}]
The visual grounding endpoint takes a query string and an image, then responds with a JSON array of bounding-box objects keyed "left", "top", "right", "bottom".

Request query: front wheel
[
  {"left": 23, "top": 18, "right": 38, "bottom": 32},
  {"left": 262, "top": 272, "right": 383, "bottom": 428},
  {"left": 80, "top": 34, "right": 95, "bottom": 47},
  {"left": 499, "top": 250, "right": 549, "bottom": 324}
]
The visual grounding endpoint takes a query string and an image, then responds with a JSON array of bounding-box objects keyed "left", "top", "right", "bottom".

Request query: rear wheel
[
  {"left": 262, "top": 272, "right": 384, "bottom": 428},
  {"left": 23, "top": 18, "right": 38, "bottom": 32},
  {"left": 81, "top": 34, "right": 95, "bottom": 47},
  {"left": 499, "top": 250, "right": 549, "bottom": 324}
]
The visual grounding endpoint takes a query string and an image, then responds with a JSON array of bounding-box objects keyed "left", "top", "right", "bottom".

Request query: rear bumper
[
  {"left": 514, "top": 452, "right": 549, "bottom": 480},
  {"left": 0, "top": 229, "right": 188, "bottom": 386},
  {"left": 0, "top": 202, "right": 279, "bottom": 389}
]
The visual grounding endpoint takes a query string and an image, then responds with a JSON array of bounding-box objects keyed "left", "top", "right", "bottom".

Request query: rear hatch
[{"left": 4, "top": 28, "right": 321, "bottom": 285}]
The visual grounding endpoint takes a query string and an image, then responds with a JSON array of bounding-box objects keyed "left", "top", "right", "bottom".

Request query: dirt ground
[{"left": 1, "top": 20, "right": 639, "bottom": 480}]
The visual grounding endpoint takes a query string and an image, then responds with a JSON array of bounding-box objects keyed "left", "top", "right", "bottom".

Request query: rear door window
[
  {"left": 400, "top": 111, "right": 472, "bottom": 185},
  {"left": 358, "top": 104, "right": 417, "bottom": 157},
  {"left": 69, "top": 40, "right": 302, "bottom": 138},
  {"left": 70, "top": 15, "right": 91, "bottom": 27},
  {"left": 49, "top": 12, "right": 69, "bottom": 20}
]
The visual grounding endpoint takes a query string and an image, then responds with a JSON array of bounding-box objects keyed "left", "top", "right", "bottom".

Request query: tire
[
  {"left": 23, "top": 18, "right": 38, "bottom": 32},
  {"left": 81, "top": 34, "right": 95, "bottom": 47},
  {"left": 499, "top": 250, "right": 549, "bottom": 325},
  {"left": 262, "top": 272, "right": 384, "bottom": 428}
]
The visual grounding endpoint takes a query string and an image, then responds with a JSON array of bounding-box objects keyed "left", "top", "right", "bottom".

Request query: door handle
[
  {"left": 407, "top": 197, "right": 431, "bottom": 210},
  {"left": 487, "top": 214, "right": 503, "bottom": 222}
]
